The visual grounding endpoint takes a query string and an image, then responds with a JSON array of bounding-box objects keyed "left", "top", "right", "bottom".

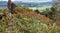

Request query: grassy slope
[{"left": 0, "top": 6, "right": 60, "bottom": 33}]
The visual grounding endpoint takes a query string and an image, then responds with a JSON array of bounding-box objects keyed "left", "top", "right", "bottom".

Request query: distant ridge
[
  {"left": 0, "top": 1, "right": 7, "bottom": 8},
  {"left": 0, "top": 1, "right": 53, "bottom": 7},
  {"left": 13, "top": 1, "right": 53, "bottom": 7}
]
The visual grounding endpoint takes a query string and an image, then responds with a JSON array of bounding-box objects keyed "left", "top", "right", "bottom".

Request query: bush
[{"left": 35, "top": 9, "right": 40, "bottom": 13}]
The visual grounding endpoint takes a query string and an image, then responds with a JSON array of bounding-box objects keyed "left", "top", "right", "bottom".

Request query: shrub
[{"left": 35, "top": 9, "right": 40, "bottom": 13}]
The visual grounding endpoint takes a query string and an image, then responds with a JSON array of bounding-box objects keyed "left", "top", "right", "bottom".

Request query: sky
[{"left": 0, "top": 0, "right": 52, "bottom": 2}]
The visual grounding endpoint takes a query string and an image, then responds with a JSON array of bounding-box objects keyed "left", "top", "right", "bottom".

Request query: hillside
[{"left": 0, "top": 6, "right": 60, "bottom": 33}]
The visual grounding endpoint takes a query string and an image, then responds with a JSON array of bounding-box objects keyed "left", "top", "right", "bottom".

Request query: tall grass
[{"left": 0, "top": 7, "right": 60, "bottom": 33}]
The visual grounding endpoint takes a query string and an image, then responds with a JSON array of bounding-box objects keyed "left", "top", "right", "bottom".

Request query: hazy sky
[{"left": 0, "top": 0, "right": 52, "bottom": 2}]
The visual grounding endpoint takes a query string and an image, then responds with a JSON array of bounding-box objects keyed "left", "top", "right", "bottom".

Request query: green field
[{"left": 29, "top": 6, "right": 52, "bottom": 11}]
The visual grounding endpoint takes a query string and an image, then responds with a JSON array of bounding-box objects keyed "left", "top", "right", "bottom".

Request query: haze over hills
[
  {"left": 0, "top": 1, "right": 7, "bottom": 8},
  {"left": 0, "top": 1, "right": 53, "bottom": 7},
  {"left": 14, "top": 1, "right": 53, "bottom": 7}
]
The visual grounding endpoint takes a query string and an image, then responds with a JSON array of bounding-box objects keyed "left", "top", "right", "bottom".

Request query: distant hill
[
  {"left": 0, "top": 1, "right": 7, "bottom": 8},
  {"left": 0, "top": 1, "right": 53, "bottom": 7},
  {"left": 14, "top": 1, "right": 53, "bottom": 7}
]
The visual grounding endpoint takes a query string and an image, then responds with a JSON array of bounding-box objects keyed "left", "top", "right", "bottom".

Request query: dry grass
[{"left": 0, "top": 7, "right": 60, "bottom": 33}]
